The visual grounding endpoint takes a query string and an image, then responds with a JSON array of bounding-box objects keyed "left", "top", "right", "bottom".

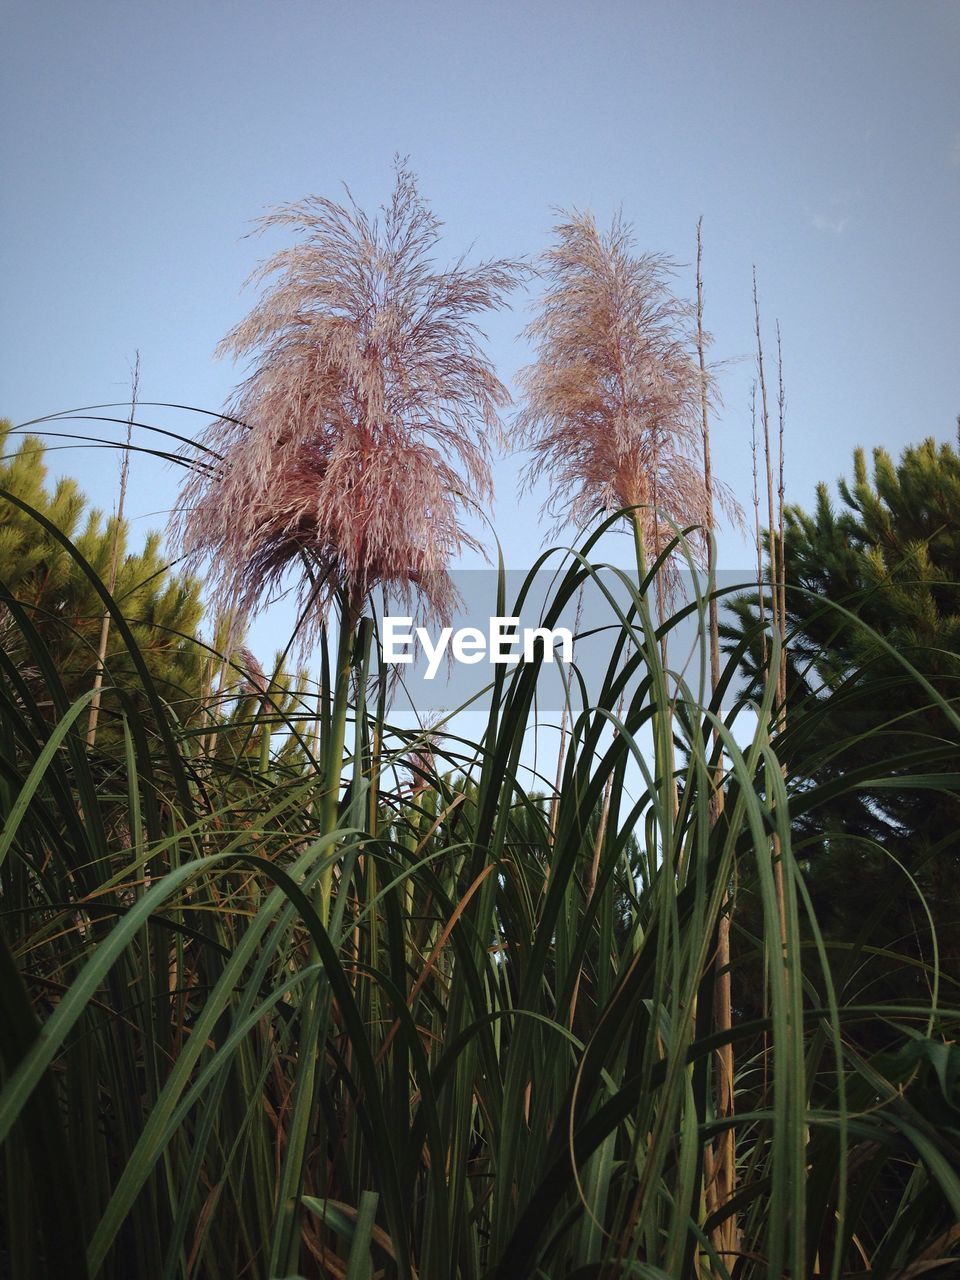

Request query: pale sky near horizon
[{"left": 2, "top": 0, "right": 958, "bottom": 659}]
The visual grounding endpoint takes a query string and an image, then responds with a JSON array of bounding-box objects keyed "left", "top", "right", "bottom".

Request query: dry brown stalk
[
  {"left": 696, "top": 221, "right": 721, "bottom": 698},
  {"left": 697, "top": 222, "right": 739, "bottom": 1258},
  {"left": 86, "top": 351, "right": 139, "bottom": 749}
]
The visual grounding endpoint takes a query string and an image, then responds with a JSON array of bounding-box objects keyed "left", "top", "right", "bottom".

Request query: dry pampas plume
[
  {"left": 517, "top": 210, "right": 738, "bottom": 580},
  {"left": 236, "top": 645, "right": 269, "bottom": 698},
  {"left": 173, "top": 160, "right": 525, "bottom": 643}
]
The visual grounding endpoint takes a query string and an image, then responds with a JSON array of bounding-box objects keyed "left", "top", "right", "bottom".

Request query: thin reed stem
[{"left": 86, "top": 351, "right": 138, "bottom": 748}]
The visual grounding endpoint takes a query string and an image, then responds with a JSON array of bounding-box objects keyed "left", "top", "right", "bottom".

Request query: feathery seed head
[
  {"left": 174, "top": 161, "right": 524, "bottom": 645},
  {"left": 517, "top": 210, "right": 736, "bottom": 571},
  {"left": 236, "top": 645, "right": 268, "bottom": 698}
]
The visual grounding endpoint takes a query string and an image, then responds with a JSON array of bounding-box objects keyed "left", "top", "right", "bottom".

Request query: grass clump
[{"left": 1, "top": 497, "right": 959, "bottom": 1278}]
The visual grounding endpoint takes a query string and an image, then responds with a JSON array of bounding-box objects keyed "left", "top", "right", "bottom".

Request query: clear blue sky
[{"left": 2, "top": 0, "right": 958, "bottom": 646}]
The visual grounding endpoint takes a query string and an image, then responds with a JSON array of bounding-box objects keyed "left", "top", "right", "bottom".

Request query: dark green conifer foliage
[
  {"left": 0, "top": 419, "right": 205, "bottom": 726},
  {"left": 725, "top": 435, "right": 960, "bottom": 1000}
]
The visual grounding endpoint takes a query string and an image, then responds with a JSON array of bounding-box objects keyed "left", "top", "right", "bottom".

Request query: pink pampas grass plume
[
  {"left": 517, "top": 210, "right": 737, "bottom": 577},
  {"left": 174, "top": 161, "right": 525, "bottom": 643}
]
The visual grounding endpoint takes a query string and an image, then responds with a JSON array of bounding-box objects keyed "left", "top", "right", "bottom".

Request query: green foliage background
[
  {"left": 0, "top": 420, "right": 205, "bottom": 726},
  {"left": 0, "top": 469, "right": 959, "bottom": 1278},
  {"left": 725, "top": 438, "right": 960, "bottom": 1012}
]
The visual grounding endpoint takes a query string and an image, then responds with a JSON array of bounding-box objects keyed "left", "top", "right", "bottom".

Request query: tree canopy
[
  {"left": 0, "top": 419, "right": 205, "bottom": 726},
  {"left": 725, "top": 434, "right": 960, "bottom": 1001}
]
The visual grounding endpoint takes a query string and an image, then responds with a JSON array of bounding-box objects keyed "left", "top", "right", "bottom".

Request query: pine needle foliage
[
  {"left": 726, "top": 435, "right": 960, "bottom": 1011},
  {"left": 0, "top": 420, "right": 204, "bottom": 726}
]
